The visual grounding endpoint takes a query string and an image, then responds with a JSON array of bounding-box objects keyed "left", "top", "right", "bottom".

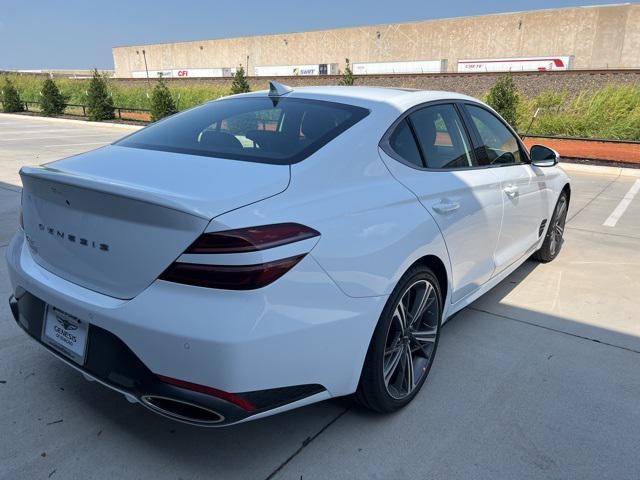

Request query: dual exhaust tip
[{"left": 141, "top": 395, "right": 226, "bottom": 425}]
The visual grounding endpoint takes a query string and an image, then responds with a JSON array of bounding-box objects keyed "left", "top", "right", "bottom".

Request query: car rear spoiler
[{"left": 20, "top": 166, "right": 211, "bottom": 219}]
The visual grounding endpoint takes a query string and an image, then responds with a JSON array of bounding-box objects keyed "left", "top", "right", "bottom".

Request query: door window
[
  {"left": 409, "top": 104, "right": 475, "bottom": 169},
  {"left": 465, "top": 105, "right": 523, "bottom": 165}
]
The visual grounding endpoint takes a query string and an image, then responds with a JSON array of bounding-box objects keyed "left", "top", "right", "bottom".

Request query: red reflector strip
[
  {"left": 156, "top": 374, "right": 256, "bottom": 412},
  {"left": 186, "top": 223, "right": 320, "bottom": 254},
  {"left": 159, "top": 254, "right": 305, "bottom": 290}
]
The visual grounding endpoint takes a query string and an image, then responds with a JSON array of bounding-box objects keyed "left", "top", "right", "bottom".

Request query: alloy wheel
[
  {"left": 383, "top": 279, "right": 440, "bottom": 400},
  {"left": 549, "top": 195, "right": 568, "bottom": 257}
]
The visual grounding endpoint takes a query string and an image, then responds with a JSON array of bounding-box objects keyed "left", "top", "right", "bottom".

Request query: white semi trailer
[
  {"left": 131, "top": 68, "right": 235, "bottom": 78},
  {"left": 352, "top": 60, "right": 448, "bottom": 74},
  {"left": 254, "top": 64, "right": 339, "bottom": 76},
  {"left": 457, "top": 56, "right": 574, "bottom": 72}
]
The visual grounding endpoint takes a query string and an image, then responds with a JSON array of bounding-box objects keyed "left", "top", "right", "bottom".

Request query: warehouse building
[{"left": 112, "top": 3, "right": 640, "bottom": 78}]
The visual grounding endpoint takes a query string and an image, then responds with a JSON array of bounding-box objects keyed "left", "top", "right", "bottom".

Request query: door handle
[
  {"left": 503, "top": 185, "right": 519, "bottom": 198},
  {"left": 432, "top": 201, "right": 460, "bottom": 215}
]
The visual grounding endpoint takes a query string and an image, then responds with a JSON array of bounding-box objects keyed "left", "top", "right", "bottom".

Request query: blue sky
[{"left": 0, "top": 0, "right": 629, "bottom": 69}]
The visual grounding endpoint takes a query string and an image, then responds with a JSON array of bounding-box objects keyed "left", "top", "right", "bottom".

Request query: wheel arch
[
  {"left": 354, "top": 252, "right": 448, "bottom": 407},
  {"left": 411, "top": 254, "right": 449, "bottom": 307},
  {"left": 562, "top": 182, "right": 571, "bottom": 202}
]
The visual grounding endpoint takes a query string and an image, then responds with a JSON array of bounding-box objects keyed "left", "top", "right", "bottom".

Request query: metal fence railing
[{"left": 11, "top": 100, "right": 152, "bottom": 122}]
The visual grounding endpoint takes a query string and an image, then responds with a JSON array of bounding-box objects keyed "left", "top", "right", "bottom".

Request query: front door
[{"left": 462, "top": 104, "right": 547, "bottom": 274}]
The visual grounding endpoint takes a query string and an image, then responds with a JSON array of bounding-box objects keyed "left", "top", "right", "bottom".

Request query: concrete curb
[
  {"left": 560, "top": 161, "right": 640, "bottom": 178},
  {"left": 0, "top": 113, "right": 144, "bottom": 131}
]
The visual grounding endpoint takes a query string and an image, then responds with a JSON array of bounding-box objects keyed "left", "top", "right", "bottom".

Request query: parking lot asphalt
[{"left": 1, "top": 115, "right": 639, "bottom": 480}]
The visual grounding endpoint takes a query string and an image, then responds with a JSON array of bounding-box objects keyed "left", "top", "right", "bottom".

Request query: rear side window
[
  {"left": 116, "top": 97, "right": 369, "bottom": 165},
  {"left": 465, "top": 104, "right": 523, "bottom": 165},
  {"left": 409, "top": 104, "right": 475, "bottom": 169},
  {"left": 389, "top": 119, "right": 422, "bottom": 167}
]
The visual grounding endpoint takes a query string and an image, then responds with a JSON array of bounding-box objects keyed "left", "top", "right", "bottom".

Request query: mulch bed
[{"left": 522, "top": 137, "right": 639, "bottom": 165}]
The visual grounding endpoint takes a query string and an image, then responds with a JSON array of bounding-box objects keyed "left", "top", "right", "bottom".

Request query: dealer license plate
[{"left": 42, "top": 306, "right": 89, "bottom": 365}]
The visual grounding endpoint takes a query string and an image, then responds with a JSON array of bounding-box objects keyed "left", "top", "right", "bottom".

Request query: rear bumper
[
  {"left": 5, "top": 231, "right": 387, "bottom": 425},
  {"left": 9, "top": 291, "right": 325, "bottom": 425}
]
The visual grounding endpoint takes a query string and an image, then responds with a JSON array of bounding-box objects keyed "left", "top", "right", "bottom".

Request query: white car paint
[
  {"left": 493, "top": 164, "right": 550, "bottom": 273},
  {"left": 5, "top": 86, "right": 570, "bottom": 426},
  {"left": 380, "top": 154, "right": 504, "bottom": 303}
]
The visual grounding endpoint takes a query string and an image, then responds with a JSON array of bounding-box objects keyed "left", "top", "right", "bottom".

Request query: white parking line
[
  {"left": 0, "top": 134, "right": 120, "bottom": 142},
  {"left": 45, "top": 141, "right": 111, "bottom": 147},
  {"left": 0, "top": 125, "right": 82, "bottom": 135},
  {"left": 603, "top": 179, "right": 640, "bottom": 227},
  {"left": 0, "top": 129, "right": 87, "bottom": 135}
]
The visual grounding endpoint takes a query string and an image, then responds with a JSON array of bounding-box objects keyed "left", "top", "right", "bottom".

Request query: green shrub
[
  {"left": 1, "top": 77, "right": 24, "bottom": 112},
  {"left": 518, "top": 85, "right": 640, "bottom": 140},
  {"left": 150, "top": 77, "right": 177, "bottom": 121},
  {"left": 486, "top": 73, "right": 519, "bottom": 129},
  {"left": 230, "top": 66, "right": 250, "bottom": 94},
  {"left": 5, "top": 73, "right": 637, "bottom": 141},
  {"left": 40, "top": 78, "right": 66, "bottom": 116},
  {"left": 1, "top": 73, "right": 228, "bottom": 112},
  {"left": 341, "top": 58, "right": 354, "bottom": 86},
  {"left": 86, "top": 69, "right": 115, "bottom": 120}
]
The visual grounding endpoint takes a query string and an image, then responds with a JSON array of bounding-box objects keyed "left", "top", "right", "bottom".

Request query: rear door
[
  {"left": 462, "top": 103, "right": 547, "bottom": 274},
  {"left": 379, "top": 102, "right": 503, "bottom": 303}
]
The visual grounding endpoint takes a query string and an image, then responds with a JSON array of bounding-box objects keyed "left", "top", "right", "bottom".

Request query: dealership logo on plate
[{"left": 56, "top": 316, "right": 78, "bottom": 331}]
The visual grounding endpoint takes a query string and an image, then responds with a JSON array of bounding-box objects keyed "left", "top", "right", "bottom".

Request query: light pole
[
  {"left": 137, "top": 49, "right": 150, "bottom": 86},
  {"left": 142, "top": 49, "right": 150, "bottom": 86}
]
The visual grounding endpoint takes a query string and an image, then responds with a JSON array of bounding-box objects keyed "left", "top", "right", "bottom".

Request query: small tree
[
  {"left": 150, "top": 77, "right": 177, "bottom": 121},
  {"left": 40, "top": 78, "right": 66, "bottom": 116},
  {"left": 340, "top": 58, "right": 354, "bottom": 86},
  {"left": 486, "top": 73, "right": 519, "bottom": 128},
  {"left": 1, "top": 78, "right": 24, "bottom": 113},
  {"left": 86, "top": 69, "right": 115, "bottom": 121},
  {"left": 230, "top": 66, "right": 250, "bottom": 94}
]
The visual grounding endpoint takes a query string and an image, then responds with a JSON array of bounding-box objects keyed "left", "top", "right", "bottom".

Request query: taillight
[
  {"left": 159, "top": 223, "right": 319, "bottom": 290},
  {"left": 185, "top": 223, "right": 319, "bottom": 253},
  {"left": 160, "top": 255, "right": 305, "bottom": 290}
]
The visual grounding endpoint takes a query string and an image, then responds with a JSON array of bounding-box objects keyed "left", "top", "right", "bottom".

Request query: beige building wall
[{"left": 112, "top": 3, "right": 640, "bottom": 77}]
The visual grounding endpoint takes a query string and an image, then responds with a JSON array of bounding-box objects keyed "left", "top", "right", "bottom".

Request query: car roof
[{"left": 234, "top": 85, "right": 481, "bottom": 111}]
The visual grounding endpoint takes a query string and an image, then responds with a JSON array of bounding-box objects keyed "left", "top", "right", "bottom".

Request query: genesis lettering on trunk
[{"left": 38, "top": 223, "right": 110, "bottom": 252}]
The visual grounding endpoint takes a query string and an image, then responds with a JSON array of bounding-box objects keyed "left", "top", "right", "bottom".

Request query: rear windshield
[{"left": 116, "top": 96, "right": 369, "bottom": 165}]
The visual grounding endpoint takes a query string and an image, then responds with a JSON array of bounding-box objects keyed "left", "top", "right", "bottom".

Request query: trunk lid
[{"left": 20, "top": 145, "right": 290, "bottom": 299}]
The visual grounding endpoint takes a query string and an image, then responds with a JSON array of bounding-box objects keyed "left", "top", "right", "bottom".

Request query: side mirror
[{"left": 530, "top": 144, "right": 559, "bottom": 167}]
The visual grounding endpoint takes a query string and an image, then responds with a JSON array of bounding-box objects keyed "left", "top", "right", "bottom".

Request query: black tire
[
  {"left": 534, "top": 191, "right": 569, "bottom": 263},
  {"left": 355, "top": 265, "right": 442, "bottom": 413}
]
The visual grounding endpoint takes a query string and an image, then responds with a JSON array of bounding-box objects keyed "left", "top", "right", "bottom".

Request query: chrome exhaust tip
[{"left": 141, "top": 395, "right": 225, "bottom": 425}]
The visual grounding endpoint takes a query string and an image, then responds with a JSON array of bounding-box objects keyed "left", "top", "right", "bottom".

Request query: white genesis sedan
[{"left": 6, "top": 83, "right": 570, "bottom": 426}]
